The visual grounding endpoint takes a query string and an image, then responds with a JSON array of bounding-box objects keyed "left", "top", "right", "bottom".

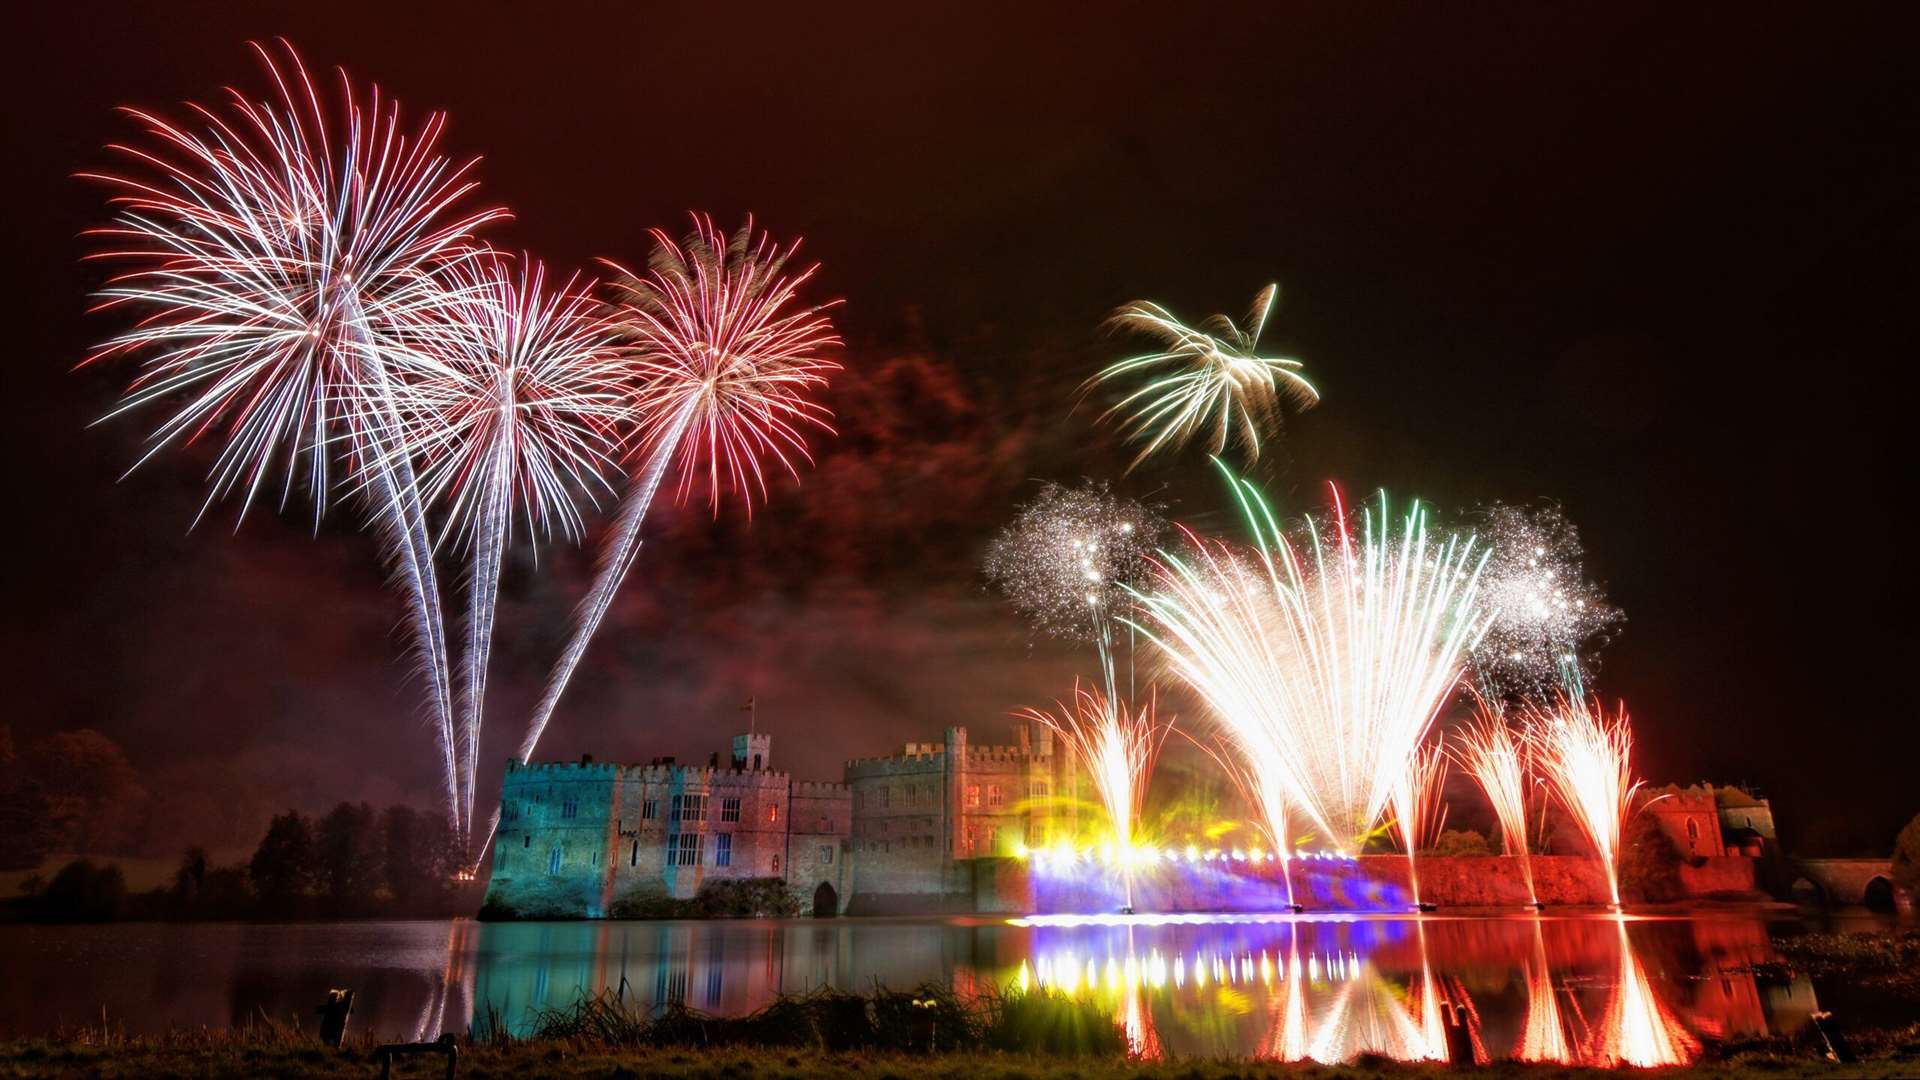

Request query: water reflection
[{"left": 0, "top": 913, "right": 1819, "bottom": 1063}]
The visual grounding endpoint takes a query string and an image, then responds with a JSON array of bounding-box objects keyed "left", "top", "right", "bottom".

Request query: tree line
[{"left": 11, "top": 802, "right": 476, "bottom": 921}]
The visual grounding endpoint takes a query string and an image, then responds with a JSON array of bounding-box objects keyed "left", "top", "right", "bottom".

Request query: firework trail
[
  {"left": 1391, "top": 742, "right": 1449, "bottom": 907},
  {"left": 1525, "top": 696, "right": 1644, "bottom": 908},
  {"left": 1016, "top": 683, "right": 1172, "bottom": 910},
  {"left": 1471, "top": 504, "right": 1621, "bottom": 702},
  {"left": 80, "top": 40, "right": 505, "bottom": 836},
  {"left": 1453, "top": 700, "right": 1539, "bottom": 904},
  {"left": 985, "top": 481, "right": 1163, "bottom": 699},
  {"left": 515, "top": 215, "right": 839, "bottom": 770},
  {"left": 389, "top": 255, "right": 629, "bottom": 838},
  {"left": 1132, "top": 466, "right": 1488, "bottom": 853},
  {"left": 1089, "top": 285, "right": 1317, "bottom": 469}
]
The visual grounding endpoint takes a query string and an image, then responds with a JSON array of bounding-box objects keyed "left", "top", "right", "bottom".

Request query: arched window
[
  {"left": 1685, "top": 818, "right": 1700, "bottom": 851},
  {"left": 771, "top": 855, "right": 781, "bottom": 875}
]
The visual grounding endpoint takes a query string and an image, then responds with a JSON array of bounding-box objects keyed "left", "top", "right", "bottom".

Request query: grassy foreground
[{"left": 5, "top": 1037, "right": 1920, "bottom": 1080}]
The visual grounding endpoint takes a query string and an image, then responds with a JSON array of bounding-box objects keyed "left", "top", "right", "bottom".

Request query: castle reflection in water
[{"left": 452, "top": 913, "right": 1817, "bottom": 1065}]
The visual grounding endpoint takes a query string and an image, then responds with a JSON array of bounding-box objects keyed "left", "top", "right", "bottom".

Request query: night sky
[{"left": 7, "top": 3, "right": 1915, "bottom": 856}]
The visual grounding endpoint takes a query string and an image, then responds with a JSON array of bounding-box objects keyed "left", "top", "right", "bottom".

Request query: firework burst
[
  {"left": 80, "top": 40, "right": 506, "bottom": 839},
  {"left": 1133, "top": 469, "right": 1488, "bottom": 853},
  {"left": 1471, "top": 504, "right": 1621, "bottom": 700},
  {"left": 1391, "top": 742, "right": 1450, "bottom": 906},
  {"left": 388, "top": 254, "right": 631, "bottom": 838},
  {"left": 515, "top": 214, "right": 839, "bottom": 769},
  {"left": 1525, "top": 696, "right": 1644, "bottom": 908},
  {"left": 985, "top": 481, "right": 1163, "bottom": 696},
  {"left": 1090, "top": 285, "right": 1317, "bottom": 469}
]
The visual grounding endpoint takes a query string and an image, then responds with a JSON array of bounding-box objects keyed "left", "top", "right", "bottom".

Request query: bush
[
  {"left": 1893, "top": 813, "right": 1920, "bottom": 899},
  {"left": 30, "top": 859, "right": 127, "bottom": 921},
  {"left": 606, "top": 878, "right": 798, "bottom": 920},
  {"left": 1427, "top": 828, "right": 1493, "bottom": 857},
  {"left": 1619, "top": 812, "right": 1684, "bottom": 902}
]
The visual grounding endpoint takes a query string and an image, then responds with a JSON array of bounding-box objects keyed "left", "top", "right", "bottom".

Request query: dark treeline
[{"left": 10, "top": 802, "right": 477, "bottom": 922}]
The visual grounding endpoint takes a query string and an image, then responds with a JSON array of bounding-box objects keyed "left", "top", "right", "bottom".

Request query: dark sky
[{"left": 6, "top": 3, "right": 1915, "bottom": 855}]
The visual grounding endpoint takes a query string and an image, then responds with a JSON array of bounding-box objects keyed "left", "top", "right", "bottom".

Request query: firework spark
[
  {"left": 81, "top": 40, "right": 505, "bottom": 840},
  {"left": 1133, "top": 469, "right": 1488, "bottom": 853},
  {"left": 515, "top": 214, "right": 839, "bottom": 770},
  {"left": 389, "top": 254, "right": 630, "bottom": 838},
  {"left": 1471, "top": 504, "right": 1621, "bottom": 700},
  {"left": 985, "top": 481, "right": 1163, "bottom": 696},
  {"left": 1453, "top": 701, "right": 1539, "bottom": 904},
  {"left": 1016, "top": 684, "right": 1173, "bottom": 910},
  {"left": 1591, "top": 917, "right": 1700, "bottom": 1067},
  {"left": 1391, "top": 742, "right": 1450, "bottom": 907},
  {"left": 1526, "top": 696, "right": 1644, "bottom": 908},
  {"left": 1091, "top": 285, "right": 1318, "bottom": 469}
]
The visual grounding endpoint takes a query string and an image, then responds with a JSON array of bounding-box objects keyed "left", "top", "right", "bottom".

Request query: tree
[
  {"left": 1429, "top": 828, "right": 1494, "bottom": 857},
  {"left": 249, "top": 810, "right": 315, "bottom": 915},
  {"left": 382, "top": 805, "right": 456, "bottom": 912},
  {"left": 23, "top": 729, "right": 150, "bottom": 854},
  {"left": 315, "top": 802, "right": 382, "bottom": 914},
  {"left": 1619, "top": 811, "right": 1685, "bottom": 902},
  {"left": 0, "top": 765, "right": 52, "bottom": 871},
  {"left": 1893, "top": 813, "right": 1920, "bottom": 899},
  {"left": 35, "top": 858, "right": 128, "bottom": 921}
]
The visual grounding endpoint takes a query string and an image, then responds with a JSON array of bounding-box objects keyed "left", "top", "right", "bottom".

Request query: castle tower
[{"left": 732, "top": 731, "right": 771, "bottom": 771}]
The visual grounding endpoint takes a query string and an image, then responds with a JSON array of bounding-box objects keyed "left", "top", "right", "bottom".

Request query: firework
[
  {"left": 1453, "top": 701, "right": 1539, "bottom": 904},
  {"left": 388, "top": 254, "right": 630, "bottom": 838},
  {"left": 1016, "top": 684, "right": 1172, "bottom": 910},
  {"left": 1133, "top": 469, "right": 1488, "bottom": 852},
  {"left": 515, "top": 215, "right": 839, "bottom": 769},
  {"left": 81, "top": 40, "right": 506, "bottom": 838},
  {"left": 1391, "top": 742, "right": 1450, "bottom": 907},
  {"left": 985, "top": 481, "right": 1163, "bottom": 696},
  {"left": 1205, "top": 735, "right": 1298, "bottom": 905},
  {"left": 1471, "top": 504, "right": 1621, "bottom": 700},
  {"left": 1090, "top": 284, "right": 1317, "bottom": 469},
  {"left": 1525, "top": 696, "right": 1643, "bottom": 908}
]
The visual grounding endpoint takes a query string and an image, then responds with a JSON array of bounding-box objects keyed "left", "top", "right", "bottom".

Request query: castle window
[
  {"left": 771, "top": 855, "right": 780, "bottom": 874},
  {"left": 964, "top": 825, "right": 977, "bottom": 853},
  {"left": 630, "top": 840, "right": 639, "bottom": 867},
  {"left": 673, "top": 833, "right": 702, "bottom": 866},
  {"left": 767, "top": 804, "right": 779, "bottom": 824},
  {"left": 987, "top": 784, "right": 1003, "bottom": 807},
  {"left": 721, "top": 797, "right": 741, "bottom": 823},
  {"left": 642, "top": 799, "right": 658, "bottom": 820},
  {"left": 524, "top": 834, "right": 531, "bottom": 848},
  {"left": 679, "top": 794, "right": 707, "bottom": 822},
  {"left": 548, "top": 847, "right": 563, "bottom": 875},
  {"left": 905, "top": 783, "right": 915, "bottom": 802},
  {"left": 504, "top": 802, "right": 519, "bottom": 822},
  {"left": 1686, "top": 818, "right": 1701, "bottom": 851},
  {"left": 715, "top": 833, "right": 733, "bottom": 867},
  {"left": 561, "top": 799, "right": 578, "bottom": 819},
  {"left": 1030, "top": 780, "right": 1049, "bottom": 800},
  {"left": 820, "top": 845, "right": 833, "bottom": 864},
  {"left": 965, "top": 785, "right": 980, "bottom": 808},
  {"left": 881, "top": 786, "right": 891, "bottom": 809}
]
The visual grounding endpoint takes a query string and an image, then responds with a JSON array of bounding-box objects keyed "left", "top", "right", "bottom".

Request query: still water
[{"left": 0, "top": 912, "right": 1826, "bottom": 1065}]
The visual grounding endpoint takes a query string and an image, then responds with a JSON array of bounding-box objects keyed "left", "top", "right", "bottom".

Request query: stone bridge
[{"left": 1791, "top": 857, "right": 1907, "bottom": 910}]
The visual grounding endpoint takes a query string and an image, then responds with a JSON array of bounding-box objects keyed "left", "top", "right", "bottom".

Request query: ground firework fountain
[{"left": 1527, "top": 696, "right": 1645, "bottom": 908}]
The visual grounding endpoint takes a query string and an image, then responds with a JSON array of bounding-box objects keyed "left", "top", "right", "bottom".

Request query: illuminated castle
[{"left": 482, "top": 721, "right": 1078, "bottom": 919}]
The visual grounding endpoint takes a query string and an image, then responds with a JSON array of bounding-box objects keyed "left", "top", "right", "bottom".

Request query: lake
[{"left": 0, "top": 911, "right": 1844, "bottom": 1064}]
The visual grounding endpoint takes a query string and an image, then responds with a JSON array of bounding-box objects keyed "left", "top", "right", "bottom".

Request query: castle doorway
[
  {"left": 812, "top": 881, "right": 839, "bottom": 918},
  {"left": 1864, "top": 876, "right": 1896, "bottom": 912}
]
